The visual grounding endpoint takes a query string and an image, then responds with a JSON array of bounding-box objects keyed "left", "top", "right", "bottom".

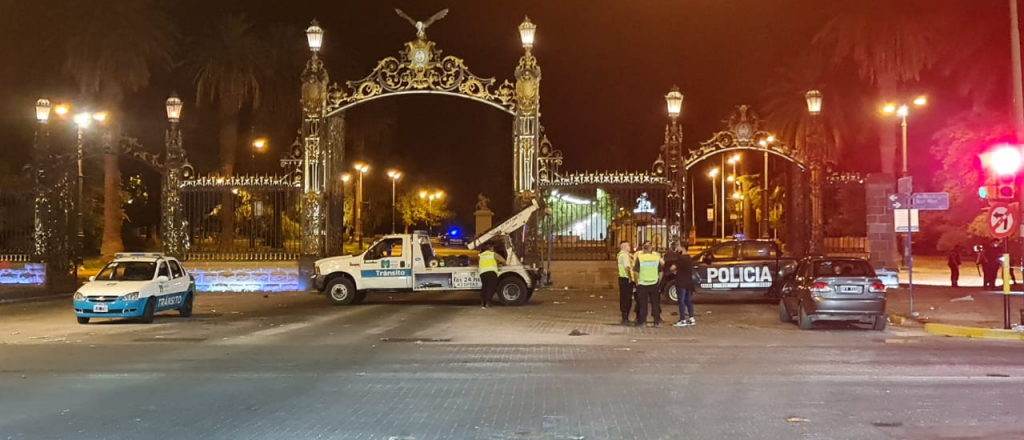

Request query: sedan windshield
[
  {"left": 813, "top": 260, "right": 876, "bottom": 278},
  {"left": 96, "top": 262, "right": 156, "bottom": 281}
]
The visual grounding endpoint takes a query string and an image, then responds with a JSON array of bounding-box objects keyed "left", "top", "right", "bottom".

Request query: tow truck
[{"left": 312, "top": 200, "right": 542, "bottom": 305}]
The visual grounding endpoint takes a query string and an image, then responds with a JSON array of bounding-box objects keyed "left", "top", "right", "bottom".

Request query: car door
[
  {"left": 361, "top": 237, "right": 413, "bottom": 290},
  {"left": 734, "top": 242, "right": 782, "bottom": 294},
  {"left": 694, "top": 242, "right": 739, "bottom": 293},
  {"left": 168, "top": 260, "right": 190, "bottom": 294},
  {"left": 153, "top": 261, "right": 176, "bottom": 311}
]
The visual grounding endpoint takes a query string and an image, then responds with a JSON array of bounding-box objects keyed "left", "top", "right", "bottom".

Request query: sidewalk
[
  {"left": 886, "top": 284, "right": 1024, "bottom": 330},
  {"left": 899, "top": 254, "right": 1024, "bottom": 289}
]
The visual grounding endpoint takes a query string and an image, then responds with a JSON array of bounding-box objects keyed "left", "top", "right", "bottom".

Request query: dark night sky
[{"left": 0, "top": 0, "right": 1009, "bottom": 234}]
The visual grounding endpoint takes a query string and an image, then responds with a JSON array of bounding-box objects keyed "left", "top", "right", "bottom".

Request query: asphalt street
[{"left": 1, "top": 290, "right": 1023, "bottom": 440}]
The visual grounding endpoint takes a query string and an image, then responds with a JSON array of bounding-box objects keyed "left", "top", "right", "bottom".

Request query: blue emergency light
[
  {"left": 449, "top": 228, "right": 459, "bottom": 237},
  {"left": 733, "top": 234, "right": 745, "bottom": 240}
]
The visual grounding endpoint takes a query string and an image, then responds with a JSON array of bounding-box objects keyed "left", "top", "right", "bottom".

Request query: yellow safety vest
[
  {"left": 617, "top": 251, "right": 631, "bottom": 278},
  {"left": 636, "top": 252, "right": 661, "bottom": 286},
  {"left": 478, "top": 251, "right": 498, "bottom": 275}
]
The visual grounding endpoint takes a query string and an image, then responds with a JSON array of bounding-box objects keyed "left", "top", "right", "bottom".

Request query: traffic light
[
  {"left": 980, "top": 145, "right": 1023, "bottom": 200},
  {"left": 998, "top": 174, "right": 1016, "bottom": 199}
]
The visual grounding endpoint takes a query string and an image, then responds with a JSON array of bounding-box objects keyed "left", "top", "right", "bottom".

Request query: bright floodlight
[
  {"left": 306, "top": 20, "right": 324, "bottom": 52},
  {"left": 353, "top": 162, "right": 369, "bottom": 173},
  {"left": 766, "top": 135, "right": 775, "bottom": 143},
  {"left": 35, "top": 98, "right": 50, "bottom": 122},
  {"left": 387, "top": 169, "right": 402, "bottom": 180},
  {"left": 253, "top": 138, "right": 267, "bottom": 149},
  {"left": 73, "top": 113, "right": 92, "bottom": 128},
  {"left": 708, "top": 168, "right": 719, "bottom": 177},
  {"left": 991, "top": 146, "right": 1023, "bottom": 175},
  {"left": 518, "top": 16, "right": 536, "bottom": 50},
  {"left": 665, "top": 86, "right": 684, "bottom": 118},
  {"left": 896, "top": 105, "right": 909, "bottom": 118},
  {"left": 882, "top": 104, "right": 896, "bottom": 114},
  {"left": 92, "top": 112, "right": 107, "bottom": 122},
  {"left": 805, "top": 90, "right": 823, "bottom": 115},
  {"left": 341, "top": 173, "right": 351, "bottom": 182},
  {"left": 913, "top": 96, "right": 927, "bottom": 106},
  {"left": 165, "top": 93, "right": 183, "bottom": 121},
  {"left": 54, "top": 104, "right": 69, "bottom": 116}
]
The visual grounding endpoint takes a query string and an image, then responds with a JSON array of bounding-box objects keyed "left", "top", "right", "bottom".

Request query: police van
[{"left": 664, "top": 239, "right": 798, "bottom": 302}]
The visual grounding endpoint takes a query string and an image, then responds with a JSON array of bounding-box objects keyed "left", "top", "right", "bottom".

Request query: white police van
[{"left": 73, "top": 253, "right": 196, "bottom": 324}]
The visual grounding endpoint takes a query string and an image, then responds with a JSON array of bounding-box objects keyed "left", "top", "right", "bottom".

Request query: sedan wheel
[
  {"left": 798, "top": 305, "right": 813, "bottom": 330},
  {"left": 778, "top": 300, "right": 791, "bottom": 323}
]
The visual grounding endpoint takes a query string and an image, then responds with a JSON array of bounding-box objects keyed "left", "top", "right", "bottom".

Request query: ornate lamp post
[
  {"left": 352, "top": 162, "right": 369, "bottom": 248},
  {"left": 708, "top": 168, "right": 719, "bottom": 239},
  {"left": 663, "top": 86, "right": 687, "bottom": 245},
  {"left": 299, "top": 19, "right": 330, "bottom": 263},
  {"left": 72, "top": 111, "right": 106, "bottom": 250},
  {"left": 758, "top": 135, "right": 775, "bottom": 239},
  {"left": 387, "top": 169, "right": 402, "bottom": 234},
  {"left": 514, "top": 16, "right": 541, "bottom": 203},
  {"left": 33, "top": 99, "right": 51, "bottom": 261},
  {"left": 806, "top": 90, "right": 825, "bottom": 255},
  {"left": 162, "top": 93, "right": 187, "bottom": 257}
]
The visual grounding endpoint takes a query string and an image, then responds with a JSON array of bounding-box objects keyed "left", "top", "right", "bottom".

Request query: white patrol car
[
  {"left": 73, "top": 253, "right": 196, "bottom": 324},
  {"left": 312, "top": 201, "right": 542, "bottom": 306}
]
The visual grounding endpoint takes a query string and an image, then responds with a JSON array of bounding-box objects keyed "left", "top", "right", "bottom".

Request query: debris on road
[
  {"left": 950, "top": 295, "right": 974, "bottom": 302},
  {"left": 786, "top": 417, "right": 810, "bottom": 423},
  {"left": 553, "top": 301, "right": 566, "bottom": 305},
  {"left": 568, "top": 329, "right": 588, "bottom": 336}
]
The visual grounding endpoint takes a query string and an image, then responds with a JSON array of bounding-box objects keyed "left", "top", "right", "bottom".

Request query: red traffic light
[{"left": 985, "top": 145, "right": 1024, "bottom": 175}]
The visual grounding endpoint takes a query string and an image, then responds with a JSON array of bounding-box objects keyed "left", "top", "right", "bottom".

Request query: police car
[
  {"left": 664, "top": 238, "right": 799, "bottom": 302},
  {"left": 73, "top": 253, "right": 196, "bottom": 324}
]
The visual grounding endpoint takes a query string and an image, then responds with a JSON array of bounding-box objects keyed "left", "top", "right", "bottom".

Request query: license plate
[
  {"left": 840, "top": 285, "right": 863, "bottom": 294},
  {"left": 92, "top": 304, "right": 108, "bottom": 313}
]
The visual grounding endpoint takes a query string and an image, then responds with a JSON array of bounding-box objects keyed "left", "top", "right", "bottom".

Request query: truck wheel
[
  {"left": 140, "top": 297, "right": 156, "bottom": 324},
  {"left": 326, "top": 277, "right": 357, "bottom": 306},
  {"left": 664, "top": 284, "right": 679, "bottom": 304},
  {"left": 497, "top": 277, "right": 529, "bottom": 306},
  {"left": 778, "top": 300, "right": 791, "bottom": 323},
  {"left": 798, "top": 305, "right": 813, "bottom": 330},
  {"left": 871, "top": 316, "right": 887, "bottom": 331}
]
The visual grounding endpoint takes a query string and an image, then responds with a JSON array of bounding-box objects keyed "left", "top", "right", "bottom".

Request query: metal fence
[
  {"left": 179, "top": 175, "right": 302, "bottom": 261},
  {"left": 540, "top": 176, "right": 677, "bottom": 260},
  {"left": 0, "top": 189, "right": 34, "bottom": 262}
]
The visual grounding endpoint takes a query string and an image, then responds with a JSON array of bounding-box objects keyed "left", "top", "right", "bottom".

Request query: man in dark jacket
[
  {"left": 670, "top": 243, "right": 697, "bottom": 327},
  {"left": 984, "top": 239, "right": 1003, "bottom": 289},
  {"left": 947, "top": 245, "right": 962, "bottom": 288}
]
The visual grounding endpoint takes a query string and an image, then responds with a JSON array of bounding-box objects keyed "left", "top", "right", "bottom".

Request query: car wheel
[
  {"left": 326, "top": 277, "right": 357, "bottom": 306},
  {"left": 664, "top": 283, "right": 679, "bottom": 304},
  {"left": 497, "top": 276, "right": 529, "bottom": 306},
  {"left": 778, "top": 300, "right": 791, "bottom": 323},
  {"left": 352, "top": 291, "right": 367, "bottom": 305},
  {"left": 76, "top": 316, "right": 90, "bottom": 325},
  {"left": 872, "top": 316, "right": 887, "bottom": 331},
  {"left": 178, "top": 293, "right": 194, "bottom": 318},
  {"left": 140, "top": 297, "right": 156, "bottom": 324},
  {"left": 798, "top": 305, "right": 813, "bottom": 330}
]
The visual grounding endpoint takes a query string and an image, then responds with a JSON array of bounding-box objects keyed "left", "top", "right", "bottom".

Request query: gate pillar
[{"left": 298, "top": 21, "right": 330, "bottom": 288}]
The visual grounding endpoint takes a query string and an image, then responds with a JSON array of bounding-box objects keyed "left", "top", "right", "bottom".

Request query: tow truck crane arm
[{"left": 467, "top": 199, "right": 539, "bottom": 251}]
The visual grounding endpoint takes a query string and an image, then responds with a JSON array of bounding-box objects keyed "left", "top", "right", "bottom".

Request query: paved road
[{"left": 1, "top": 290, "right": 1023, "bottom": 439}]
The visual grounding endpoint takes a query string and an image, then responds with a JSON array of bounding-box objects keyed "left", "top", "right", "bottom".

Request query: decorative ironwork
[
  {"left": 324, "top": 37, "right": 518, "bottom": 116},
  {"left": 162, "top": 120, "right": 186, "bottom": 257},
  {"left": 687, "top": 106, "right": 804, "bottom": 170},
  {"left": 826, "top": 171, "right": 865, "bottom": 185},
  {"left": 544, "top": 171, "right": 667, "bottom": 187},
  {"left": 537, "top": 134, "right": 562, "bottom": 184}
]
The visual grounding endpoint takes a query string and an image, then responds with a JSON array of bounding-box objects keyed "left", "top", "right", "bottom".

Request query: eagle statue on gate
[{"left": 395, "top": 8, "right": 449, "bottom": 40}]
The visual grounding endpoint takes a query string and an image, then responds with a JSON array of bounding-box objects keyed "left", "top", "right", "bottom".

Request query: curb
[{"left": 923, "top": 323, "right": 1024, "bottom": 341}]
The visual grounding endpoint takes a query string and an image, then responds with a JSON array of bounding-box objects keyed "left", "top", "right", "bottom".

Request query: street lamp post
[
  {"left": 758, "top": 135, "right": 775, "bottom": 239},
  {"left": 664, "top": 86, "right": 688, "bottom": 246},
  {"left": 163, "top": 93, "right": 187, "bottom": 258},
  {"left": 419, "top": 190, "right": 445, "bottom": 235},
  {"left": 727, "top": 154, "right": 740, "bottom": 235},
  {"left": 33, "top": 99, "right": 51, "bottom": 261},
  {"left": 251, "top": 137, "right": 266, "bottom": 173},
  {"left": 387, "top": 170, "right": 402, "bottom": 234},
  {"left": 71, "top": 111, "right": 106, "bottom": 251},
  {"left": 708, "top": 168, "right": 719, "bottom": 239},
  {"left": 883, "top": 96, "right": 926, "bottom": 316},
  {"left": 352, "top": 162, "right": 369, "bottom": 249},
  {"left": 806, "top": 90, "right": 825, "bottom": 255}
]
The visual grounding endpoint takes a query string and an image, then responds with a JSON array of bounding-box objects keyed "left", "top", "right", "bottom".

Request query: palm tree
[
  {"left": 186, "top": 14, "right": 274, "bottom": 251},
  {"left": 55, "top": 0, "right": 177, "bottom": 258},
  {"left": 814, "top": 3, "right": 948, "bottom": 175}
]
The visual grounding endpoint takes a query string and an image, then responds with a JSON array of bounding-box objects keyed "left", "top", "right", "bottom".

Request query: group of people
[
  {"left": 617, "top": 240, "right": 696, "bottom": 328},
  {"left": 952, "top": 239, "right": 1018, "bottom": 289}
]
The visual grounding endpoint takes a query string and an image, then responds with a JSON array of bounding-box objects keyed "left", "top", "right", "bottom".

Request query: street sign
[
  {"left": 894, "top": 209, "right": 920, "bottom": 233},
  {"left": 898, "top": 176, "right": 913, "bottom": 194},
  {"left": 987, "top": 202, "right": 1017, "bottom": 239},
  {"left": 887, "top": 194, "right": 911, "bottom": 210},
  {"left": 911, "top": 192, "right": 950, "bottom": 211}
]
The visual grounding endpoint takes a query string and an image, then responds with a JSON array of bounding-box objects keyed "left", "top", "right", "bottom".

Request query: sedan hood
[{"left": 78, "top": 281, "right": 150, "bottom": 296}]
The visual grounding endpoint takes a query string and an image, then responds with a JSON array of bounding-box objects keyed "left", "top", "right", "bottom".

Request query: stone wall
[
  {"left": 0, "top": 262, "right": 48, "bottom": 301},
  {"left": 548, "top": 261, "right": 618, "bottom": 289},
  {"left": 186, "top": 261, "right": 301, "bottom": 292},
  {"left": 865, "top": 174, "right": 899, "bottom": 270}
]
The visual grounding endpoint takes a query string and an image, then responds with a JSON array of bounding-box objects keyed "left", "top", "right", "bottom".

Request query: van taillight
[
  {"left": 869, "top": 282, "right": 885, "bottom": 293},
  {"left": 810, "top": 282, "right": 831, "bottom": 294}
]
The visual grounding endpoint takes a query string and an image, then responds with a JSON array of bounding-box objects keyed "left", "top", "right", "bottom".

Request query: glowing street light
[
  {"left": 882, "top": 95, "right": 927, "bottom": 176},
  {"left": 387, "top": 169, "right": 402, "bottom": 233},
  {"left": 352, "top": 162, "right": 370, "bottom": 248},
  {"left": 805, "top": 90, "right": 823, "bottom": 115},
  {"left": 306, "top": 20, "right": 324, "bottom": 53},
  {"left": 665, "top": 86, "right": 684, "bottom": 120},
  {"left": 35, "top": 98, "right": 50, "bottom": 122},
  {"left": 165, "top": 93, "right": 183, "bottom": 122},
  {"left": 518, "top": 16, "right": 536, "bottom": 52},
  {"left": 54, "top": 104, "right": 69, "bottom": 116}
]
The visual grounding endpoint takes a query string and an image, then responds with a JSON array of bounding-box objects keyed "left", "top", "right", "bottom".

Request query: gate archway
[{"left": 295, "top": 13, "right": 546, "bottom": 261}]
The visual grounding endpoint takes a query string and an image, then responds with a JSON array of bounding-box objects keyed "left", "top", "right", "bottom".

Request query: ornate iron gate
[
  {"left": 0, "top": 188, "right": 34, "bottom": 262},
  {"left": 179, "top": 175, "right": 302, "bottom": 261}
]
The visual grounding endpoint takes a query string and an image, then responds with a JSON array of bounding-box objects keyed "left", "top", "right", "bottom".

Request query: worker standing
[
  {"left": 632, "top": 240, "right": 664, "bottom": 328},
  {"left": 616, "top": 241, "right": 635, "bottom": 326},
  {"left": 477, "top": 244, "right": 506, "bottom": 309}
]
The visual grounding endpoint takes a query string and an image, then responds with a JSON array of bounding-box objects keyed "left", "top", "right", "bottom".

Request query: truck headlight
[
  {"left": 120, "top": 292, "right": 139, "bottom": 302},
  {"left": 73, "top": 292, "right": 85, "bottom": 301}
]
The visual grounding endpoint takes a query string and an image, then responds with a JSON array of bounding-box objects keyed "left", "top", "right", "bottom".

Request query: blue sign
[
  {"left": 361, "top": 269, "right": 412, "bottom": 278},
  {"left": 911, "top": 192, "right": 950, "bottom": 211},
  {"left": 887, "top": 194, "right": 911, "bottom": 210}
]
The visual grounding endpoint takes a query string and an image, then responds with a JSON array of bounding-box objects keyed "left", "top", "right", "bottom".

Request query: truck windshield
[
  {"left": 813, "top": 260, "right": 876, "bottom": 278},
  {"left": 96, "top": 261, "right": 156, "bottom": 281}
]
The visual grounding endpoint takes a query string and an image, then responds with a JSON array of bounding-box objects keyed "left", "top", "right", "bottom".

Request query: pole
[
  {"left": 1004, "top": 238, "right": 1013, "bottom": 329},
  {"left": 355, "top": 172, "right": 363, "bottom": 249},
  {"left": 720, "top": 155, "right": 726, "bottom": 240},
  {"left": 711, "top": 174, "right": 717, "bottom": 239},
  {"left": 390, "top": 178, "right": 396, "bottom": 234},
  {"left": 762, "top": 149, "right": 770, "bottom": 239},
  {"left": 1010, "top": 0, "right": 1024, "bottom": 329},
  {"left": 76, "top": 126, "right": 85, "bottom": 249},
  {"left": 901, "top": 115, "right": 915, "bottom": 317}
]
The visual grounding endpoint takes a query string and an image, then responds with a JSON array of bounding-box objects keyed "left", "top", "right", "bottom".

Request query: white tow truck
[{"left": 312, "top": 201, "right": 542, "bottom": 306}]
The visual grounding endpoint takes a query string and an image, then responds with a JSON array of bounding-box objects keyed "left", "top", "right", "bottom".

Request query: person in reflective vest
[
  {"left": 632, "top": 240, "right": 664, "bottom": 327},
  {"left": 477, "top": 244, "right": 506, "bottom": 308},
  {"left": 616, "top": 241, "right": 635, "bottom": 325}
]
